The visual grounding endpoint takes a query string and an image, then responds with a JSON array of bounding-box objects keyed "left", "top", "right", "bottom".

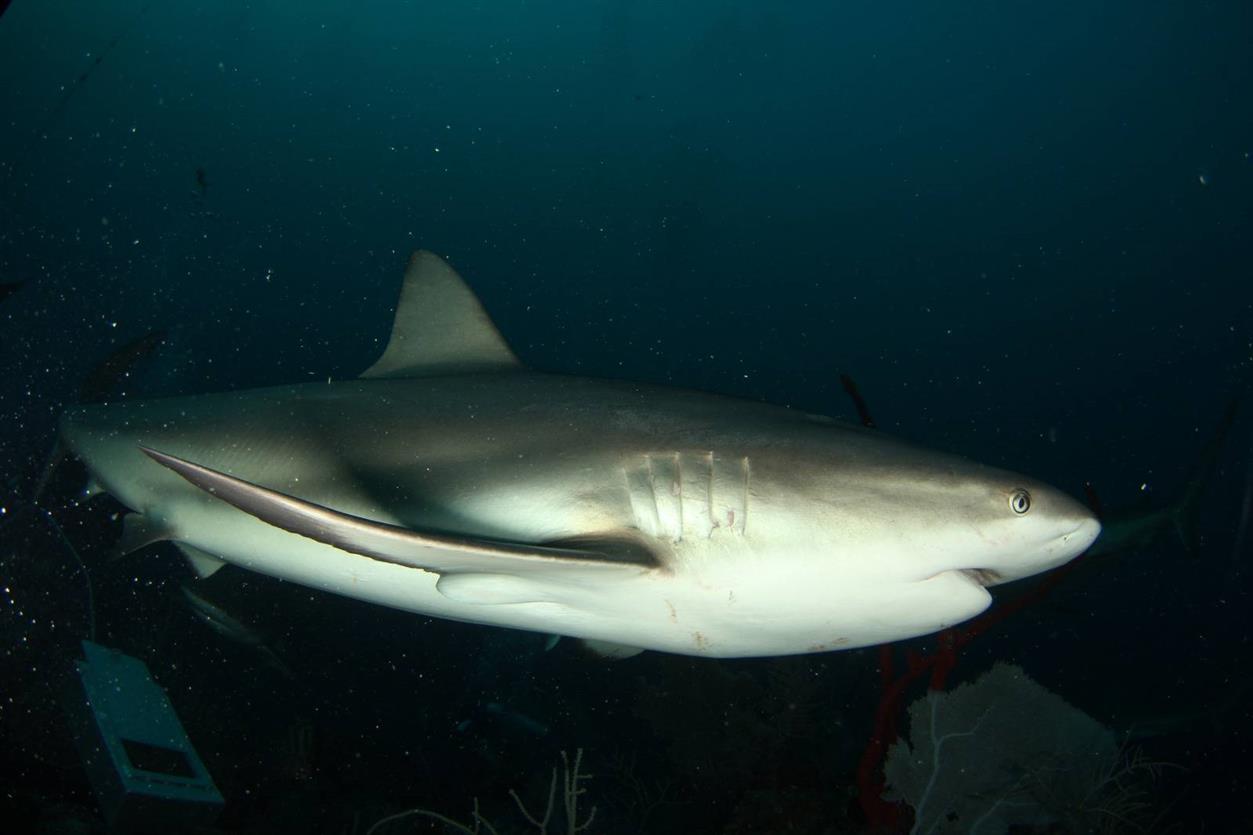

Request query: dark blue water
[{"left": 2, "top": 2, "right": 1250, "bottom": 833}]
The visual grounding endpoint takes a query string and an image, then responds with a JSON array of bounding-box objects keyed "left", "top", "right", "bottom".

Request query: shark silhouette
[{"left": 59, "top": 251, "right": 1099, "bottom": 658}]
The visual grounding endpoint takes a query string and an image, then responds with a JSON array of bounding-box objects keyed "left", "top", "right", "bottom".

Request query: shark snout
[
  {"left": 984, "top": 495, "right": 1100, "bottom": 585},
  {"left": 1048, "top": 491, "right": 1103, "bottom": 553},
  {"left": 1064, "top": 516, "right": 1102, "bottom": 550}
]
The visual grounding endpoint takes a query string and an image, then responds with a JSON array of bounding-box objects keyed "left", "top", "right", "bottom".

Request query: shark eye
[{"left": 1009, "top": 489, "right": 1031, "bottom": 515}]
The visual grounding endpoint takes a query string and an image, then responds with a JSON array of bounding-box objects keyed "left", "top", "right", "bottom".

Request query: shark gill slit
[
  {"left": 674, "top": 451, "right": 683, "bottom": 541},
  {"left": 705, "top": 451, "right": 716, "bottom": 535},
  {"left": 740, "top": 456, "right": 751, "bottom": 535},
  {"left": 657, "top": 453, "right": 680, "bottom": 542},
  {"left": 624, "top": 456, "right": 660, "bottom": 538},
  {"left": 645, "top": 453, "right": 662, "bottom": 538}
]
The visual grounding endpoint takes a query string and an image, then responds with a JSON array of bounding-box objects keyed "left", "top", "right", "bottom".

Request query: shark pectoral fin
[
  {"left": 175, "top": 543, "right": 228, "bottom": 579},
  {"left": 435, "top": 573, "right": 557, "bottom": 605},
  {"left": 140, "top": 447, "right": 657, "bottom": 583},
  {"left": 113, "top": 512, "right": 173, "bottom": 559}
]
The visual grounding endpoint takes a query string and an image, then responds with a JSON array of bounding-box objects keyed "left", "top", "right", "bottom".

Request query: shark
[
  {"left": 58, "top": 250, "right": 1100, "bottom": 658},
  {"left": 1083, "top": 398, "right": 1239, "bottom": 562}
]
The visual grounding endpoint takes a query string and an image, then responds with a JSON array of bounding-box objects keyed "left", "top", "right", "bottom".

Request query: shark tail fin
[{"left": 1171, "top": 396, "right": 1240, "bottom": 557}]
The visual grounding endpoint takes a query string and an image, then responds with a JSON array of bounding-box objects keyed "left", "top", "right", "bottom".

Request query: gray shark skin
[{"left": 59, "top": 251, "right": 1100, "bottom": 658}]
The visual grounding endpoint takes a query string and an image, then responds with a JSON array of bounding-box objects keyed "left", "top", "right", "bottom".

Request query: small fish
[
  {"left": 0, "top": 281, "right": 23, "bottom": 303},
  {"left": 79, "top": 329, "right": 166, "bottom": 404},
  {"left": 457, "top": 701, "right": 550, "bottom": 738},
  {"left": 484, "top": 702, "right": 550, "bottom": 737},
  {"left": 180, "top": 585, "right": 293, "bottom": 678}
]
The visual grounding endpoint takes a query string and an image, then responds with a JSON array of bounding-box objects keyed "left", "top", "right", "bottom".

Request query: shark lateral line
[{"left": 60, "top": 250, "right": 1100, "bottom": 658}]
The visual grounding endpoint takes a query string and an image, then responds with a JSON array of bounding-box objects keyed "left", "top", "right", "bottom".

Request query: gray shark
[
  {"left": 1084, "top": 398, "right": 1238, "bottom": 562},
  {"left": 59, "top": 251, "right": 1100, "bottom": 658}
]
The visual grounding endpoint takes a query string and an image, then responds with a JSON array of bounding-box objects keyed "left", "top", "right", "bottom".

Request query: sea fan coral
[{"left": 883, "top": 663, "right": 1118, "bottom": 834}]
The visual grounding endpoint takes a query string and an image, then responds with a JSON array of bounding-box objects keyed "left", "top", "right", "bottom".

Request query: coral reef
[{"left": 883, "top": 663, "right": 1121, "bottom": 834}]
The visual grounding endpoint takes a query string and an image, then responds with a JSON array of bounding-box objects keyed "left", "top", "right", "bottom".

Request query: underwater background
[{"left": 1, "top": 1, "right": 1250, "bottom": 833}]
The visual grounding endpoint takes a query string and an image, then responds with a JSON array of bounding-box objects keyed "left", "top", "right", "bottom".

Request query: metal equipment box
[{"left": 63, "top": 641, "right": 224, "bottom": 833}]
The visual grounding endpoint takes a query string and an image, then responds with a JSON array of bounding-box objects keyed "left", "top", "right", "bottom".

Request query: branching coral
[{"left": 366, "top": 748, "right": 596, "bottom": 835}]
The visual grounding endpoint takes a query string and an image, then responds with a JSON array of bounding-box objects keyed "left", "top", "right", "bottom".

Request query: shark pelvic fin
[
  {"left": 140, "top": 447, "right": 657, "bottom": 584},
  {"left": 113, "top": 512, "right": 173, "bottom": 558},
  {"left": 176, "top": 542, "right": 228, "bottom": 578},
  {"left": 360, "top": 250, "right": 521, "bottom": 379},
  {"left": 579, "top": 639, "right": 645, "bottom": 659}
]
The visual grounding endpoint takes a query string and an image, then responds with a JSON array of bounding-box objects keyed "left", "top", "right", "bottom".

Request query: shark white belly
[{"left": 59, "top": 251, "right": 1100, "bottom": 658}]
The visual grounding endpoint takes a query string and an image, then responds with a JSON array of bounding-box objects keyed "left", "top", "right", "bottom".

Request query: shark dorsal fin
[{"left": 361, "top": 250, "right": 520, "bottom": 379}]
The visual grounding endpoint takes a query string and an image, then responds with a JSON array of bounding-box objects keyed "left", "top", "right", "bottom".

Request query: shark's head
[
  {"left": 818, "top": 437, "right": 1102, "bottom": 589},
  {"left": 784, "top": 431, "right": 1101, "bottom": 595},
  {"left": 924, "top": 470, "right": 1102, "bottom": 587},
  {"left": 695, "top": 432, "right": 1104, "bottom": 652}
]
